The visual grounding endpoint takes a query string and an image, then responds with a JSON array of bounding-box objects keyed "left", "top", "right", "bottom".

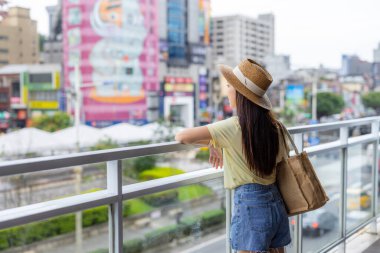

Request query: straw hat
[{"left": 218, "top": 59, "right": 273, "bottom": 110}]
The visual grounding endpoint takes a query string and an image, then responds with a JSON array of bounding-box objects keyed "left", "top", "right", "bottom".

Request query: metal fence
[{"left": 0, "top": 116, "right": 379, "bottom": 253}]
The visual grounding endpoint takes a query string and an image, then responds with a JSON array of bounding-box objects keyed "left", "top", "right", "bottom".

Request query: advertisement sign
[
  {"left": 188, "top": 43, "right": 206, "bottom": 64},
  {"left": 29, "top": 101, "right": 59, "bottom": 110},
  {"left": 198, "top": 0, "right": 211, "bottom": 45},
  {"left": 285, "top": 84, "right": 304, "bottom": 106},
  {"left": 159, "top": 39, "right": 168, "bottom": 62},
  {"left": 63, "top": 0, "right": 159, "bottom": 122},
  {"left": 164, "top": 77, "right": 194, "bottom": 96}
]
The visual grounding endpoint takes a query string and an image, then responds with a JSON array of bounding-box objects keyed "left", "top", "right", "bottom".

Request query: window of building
[
  {"left": 29, "top": 90, "right": 58, "bottom": 101},
  {"left": 29, "top": 73, "right": 52, "bottom": 83},
  {"left": 0, "top": 93, "right": 8, "bottom": 103},
  {"left": 0, "top": 35, "right": 8, "bottom": 40},
  {"left": 0, "top": 48, "right": 8, "bottom": 53},
  {"left": 0, "top": 61, "right": 9, "bottom": 65}
]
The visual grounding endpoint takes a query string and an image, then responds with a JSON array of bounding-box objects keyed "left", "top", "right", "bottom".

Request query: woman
[{"left": 175, "top": 59, "right": 291, "bottom": 253}]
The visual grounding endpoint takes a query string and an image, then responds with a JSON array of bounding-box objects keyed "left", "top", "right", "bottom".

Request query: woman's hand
[{"left": 208, "top": 142, "right": 223, "bottom": 169}]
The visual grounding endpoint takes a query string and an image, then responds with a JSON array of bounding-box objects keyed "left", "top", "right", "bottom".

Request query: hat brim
[{"left": 218, "top": 64, "right": 272, "bottom": 110}]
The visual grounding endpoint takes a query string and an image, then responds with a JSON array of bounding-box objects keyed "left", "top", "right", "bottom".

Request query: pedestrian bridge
[{"left": 0, "top": 116, "right": 379, "bottom": 253}]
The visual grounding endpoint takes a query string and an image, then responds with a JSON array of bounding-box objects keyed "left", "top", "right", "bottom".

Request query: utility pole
[
  {"left": 312, "top": 70, "right": 319, "bottom": 121},
  {"left": 74, "top": 64, "right": 83, "bottom": 253}
]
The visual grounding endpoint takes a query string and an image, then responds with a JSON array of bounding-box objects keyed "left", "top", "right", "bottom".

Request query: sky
[{"left": 4, "top": 0, "right": 380, "bottom": 69}]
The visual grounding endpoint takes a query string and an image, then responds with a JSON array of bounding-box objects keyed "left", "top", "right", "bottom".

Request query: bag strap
[{"left": 277, "top": 120, "right": 299, "bottom": 155}]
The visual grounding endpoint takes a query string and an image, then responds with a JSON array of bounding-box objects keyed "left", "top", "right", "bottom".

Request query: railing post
[
  {"left": 369, "top": 121, "right": 380, "bottom": 234},
  {"left": 340, "top": 126, "right": 348, "bottom": 250},
  {"left": 226, "top": 189, "right": 232, "bottom": 253},
  {"left": 107, "top": 160, "right": 123, "bottom": 253},
  {"left": 294, "top": 133, "right": 303, "bottom": 253}
]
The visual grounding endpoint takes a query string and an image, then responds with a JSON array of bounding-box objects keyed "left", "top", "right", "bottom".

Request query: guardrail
[{"left": 0, "top": 116, "right": 379, "bottom": 253}]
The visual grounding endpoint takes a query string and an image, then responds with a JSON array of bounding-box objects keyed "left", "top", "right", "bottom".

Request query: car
[
  {"left": 302, "top": 209, "right": 337, "bottom": 237},
  {"left": 289, "top": 209, "right": 337, "bottom": 237}
]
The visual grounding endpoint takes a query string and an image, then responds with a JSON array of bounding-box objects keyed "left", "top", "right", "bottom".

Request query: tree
[
  {"left": 31, "top": 112, "right": 71, "bottom": 132},
  {"left": 362, "top": 92, "right": 380, "bottom": 114},
  {"left": 316, "top": 92, "right": 345, "bottom": 119}
]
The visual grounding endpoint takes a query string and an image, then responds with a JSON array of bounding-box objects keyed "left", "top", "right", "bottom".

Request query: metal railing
[{"left": 0, "top": 116, "right": 379, "bottom": 253}]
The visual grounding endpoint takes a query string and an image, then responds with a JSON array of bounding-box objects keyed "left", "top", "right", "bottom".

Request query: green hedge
[
  {"left": 145, "top": 224, "right": 179, "bottom": 248},
  {"left": 138, "top": 167, "right": 184, "bottom": 181},
  {"left": 123, "top": 238, "right": 144, "bottom": 253},
  {"left": 195, "top": 149, "right": 210, "bottom": 161},
  {"left": 200, "top": 209, "right": 225, "bottom": 230},
  {"left": 0, "top": 202, "right": 131, "bottom": 251},
  {"left": 90, "top": 209, "right": 226, "bottom": 253},
  {"left": 142, "top": 189, "right": 178, "bottom": 207}
]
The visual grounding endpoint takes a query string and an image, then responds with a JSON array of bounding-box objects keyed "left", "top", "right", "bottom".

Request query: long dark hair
[{"left": 236, "top": 91, "right": 279, "bottom": 177}]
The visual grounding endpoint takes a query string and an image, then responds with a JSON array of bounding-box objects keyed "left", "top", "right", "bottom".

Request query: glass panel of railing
[
  {"left": 122, "top": 149, "right": 213, "bottom": 184},
  {"left": 115, "top": 178, "right": 225, "bottom": 253},
  {"left": 346, "top": 143, "right": 373, "bottom": 232},
  {"left": 0, "top": 163, "right": 107, "bottom": 210},
  {"left": 300, "top": 150, "right": 342, "bottom": 253},
  {"left": 0, "top": 207, "right": 109, "bottom": 253},
  {"left": 303, "top": 129, "right": 340, "bottom": 147},
  {"left": 287, "top": 217, "right": 296, "bottom": 253},
  {"left": 348, "top": 124, "right": 372, "bottom": 138}
]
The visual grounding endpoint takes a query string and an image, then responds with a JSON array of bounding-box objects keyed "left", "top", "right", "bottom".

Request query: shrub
[
  {"left": 195, "top": 149, "right": 210, "bottom": 161},
  {"left": 200, "top": 209, "right": 225, "bottom": 230},
  {"left": 0, "top": 230, "right": 9, "bottom": 250},
  {"left": 134, "top": 156, "right": 157, "bottom": 173},
  {"left": 145, "top": 224, "right": 179, "bottom": 248},
  {"left": 179, "top": 216, "right": 199, "bottom": 236},
  {"left": 142, "top": 190, "right": 178, "bottom": 207},
  {"left": 83, "top": 206, "right": 108, "bottom": 227},
  {"left": 123, "top": 238, "right": 144, "bottom": 253}
]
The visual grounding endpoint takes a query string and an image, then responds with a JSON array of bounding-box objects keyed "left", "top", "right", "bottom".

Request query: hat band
[{"left": 232, "top": 66, "right": 266, "bottom": 97}]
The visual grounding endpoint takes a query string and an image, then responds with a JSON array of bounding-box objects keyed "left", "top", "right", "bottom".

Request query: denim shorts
[{"left": 230, "top": 183, "right": 291, "bottom": 252}]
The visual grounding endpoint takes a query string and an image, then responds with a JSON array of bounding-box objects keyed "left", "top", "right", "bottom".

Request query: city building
[
  {"left": 211, "top": 14, "right": 275, "bottom": 67},
  {"left": 63, "top": 0, "right": 211, "bottom": 128},
  {"left": 43, "top": 2, "right": 63, "bottom": 64},
  {"left": 209, "top": 13, "right": 275, "bottom": 118},
  {"left": 158, "top": 0, "right": 211, "bottom": 127},
  {"left": 341, "top": 54, "right": 372, "bottom": 77},
  {"left": 373, "top": 43, "right": 380, "bottom": 89},
  {"left": 0, "top": 7, "right": 39, "bottom": 67},
  {"left": 0, "top": 64, "right": 61, "bottom": 129},
  {"left": 374, "top": 43, "right": 380, "bottom": 63},
  {"left": 263, "top": 54, "right": 291, "bottom": 85}
]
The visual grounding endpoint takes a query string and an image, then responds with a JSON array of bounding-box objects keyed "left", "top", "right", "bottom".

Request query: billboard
[
  {"left": 164, "top": 77, "right": 194, "bottom": 97},
  {"left": 285, "top": 84, "right": 305, "bottom": 106},
  {"left": 198, "top": 0, "right": 211, "bottom": 45},
  {"left": 63, "top": 0, "right": 159, "bottom": 123}
]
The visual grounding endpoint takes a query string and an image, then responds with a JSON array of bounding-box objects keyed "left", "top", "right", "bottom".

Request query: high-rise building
[
  {"left": 43, "top": 2, "right": 62, "bottom": 64},
  {"left": 158, "top": 0, "right": 211, "bottom": 127},
  {"left": 0, "top": 7, "right": 39, "bottom": 67},
  {"left": 374, "top": 43, "right": 380, "bottom": 63},
  {"left": 263, "top": 54, "right": 291, "bottom": 85},
  {"left": 63, "top": 0, "right": 211, "bottom": 128},
  {"left": 341, "top": 55, "right": 372, "bottom": 76},
  {"left": 211, "top": 14, "right": 275, "bottom": 67}
]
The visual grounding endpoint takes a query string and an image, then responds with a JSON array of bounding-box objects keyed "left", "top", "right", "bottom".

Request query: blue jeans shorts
[{"left": 230, "top": 183, "right": 291, "bottom": 252}]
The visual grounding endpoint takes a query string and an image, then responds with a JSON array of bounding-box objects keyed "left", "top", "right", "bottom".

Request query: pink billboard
[{"left": 63, "top": 0, "right": 159, "bottom": 125}]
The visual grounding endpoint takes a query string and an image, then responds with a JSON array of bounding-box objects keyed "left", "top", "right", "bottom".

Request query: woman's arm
[{"left": 175, "top": 126, "right": 212, "bottom": 145}]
